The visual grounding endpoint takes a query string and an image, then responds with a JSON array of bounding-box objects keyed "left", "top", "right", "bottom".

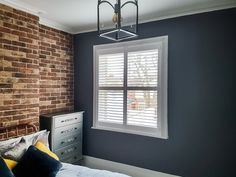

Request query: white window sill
[{"left": 91, "top": 126, "right": 168, "bottom": 139}]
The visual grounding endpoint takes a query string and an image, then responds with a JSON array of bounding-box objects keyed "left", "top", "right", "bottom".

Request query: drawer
[
  {"left": 61, "top": 152, "right": 82, "bottom": 164},
  {"left": 54, "top": 123, "right": 82, "bottom": 138},
  {"left": 55, "top": 143, "right": 81, "bottom": 160},
  {"left": 54, "top": 113, "right": 82, "bottom": 128},
  {"left": 53, "top": 133, "right": 82, "bottom": 150}
]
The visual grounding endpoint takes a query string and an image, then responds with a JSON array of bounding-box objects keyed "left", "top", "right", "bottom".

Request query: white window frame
[{"left": 93, "top": 36, "right": 168, "bottom": 139}]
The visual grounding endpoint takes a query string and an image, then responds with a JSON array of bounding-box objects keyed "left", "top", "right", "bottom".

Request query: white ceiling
[{"left": 1, "top": 0, "right": 236, "bottom": 34}]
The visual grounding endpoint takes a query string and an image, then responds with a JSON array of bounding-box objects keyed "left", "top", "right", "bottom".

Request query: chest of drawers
[{"left": 40, "top": 112, "right": 84, "bottom": 164}]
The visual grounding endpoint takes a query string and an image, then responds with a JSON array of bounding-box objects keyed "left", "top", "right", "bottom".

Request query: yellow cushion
[
  {"left": 3, "top": 158, "right": 17, "bottom": 170},
  {"left": 34, "top": 141, "right": 59, "bottom": 161}
]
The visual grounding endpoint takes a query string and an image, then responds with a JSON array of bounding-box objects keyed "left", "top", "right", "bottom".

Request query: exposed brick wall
[
  {"left": 39, "top": 25, "right": 74, "bottom": 114},
  {"left": 0, "top": 3, "right": 74, "bottom": 139},
  {"left": 0, "top": 4, "right": 40, "bottom": 139}
]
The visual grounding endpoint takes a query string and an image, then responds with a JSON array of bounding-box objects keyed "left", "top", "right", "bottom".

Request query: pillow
[
  {"left": 3, "top": 159, "right": 17, "bottom": 170},
  {"left": 0, "top": 157, "right": 15, "bottom": 177},
  {"left": 0, "top": 137, "right": 21, "bottom": 155},
  {"left": 34, "top": 131, "right": 50, "bottom": 147},
  {"left": 34, "top": 141, "right": 59, "bottom": 160},
  {"left": 22, "top": 130, "right": 49, "bottom": 147},
  {"left": 12, "top": 146, "right": 62, "bottom": 177},
  {"left": 3, "top": 140, "right": 28, "bottom": 161}
]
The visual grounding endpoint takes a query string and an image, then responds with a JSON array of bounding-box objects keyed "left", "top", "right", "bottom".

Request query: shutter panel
[
  {"left": 127, "top": 49, "right": 158, "bottom": 128},
  {"left": 128, "top": 49, "right": 158, "bottom": 87},
  {"left": 98, "top": 53, "right": 124, "bottom": 124}
]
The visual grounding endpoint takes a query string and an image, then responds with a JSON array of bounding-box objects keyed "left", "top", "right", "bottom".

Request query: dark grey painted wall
[{"left": 74, "top": 8, "right": 236, "bottom": 177}]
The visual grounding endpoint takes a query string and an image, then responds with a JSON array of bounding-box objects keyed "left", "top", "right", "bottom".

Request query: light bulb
[{"left": 112, "top": 13, "right": 123, "bottom": 24}]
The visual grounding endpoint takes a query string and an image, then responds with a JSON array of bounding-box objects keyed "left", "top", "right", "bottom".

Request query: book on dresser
[{"left": 40, "top": 111, "right": 84, "bottom": 164}]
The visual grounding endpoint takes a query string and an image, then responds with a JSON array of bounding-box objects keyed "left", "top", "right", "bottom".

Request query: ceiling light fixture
[{"left": 97, "top": 0, "right": 138, "bottom": 41}]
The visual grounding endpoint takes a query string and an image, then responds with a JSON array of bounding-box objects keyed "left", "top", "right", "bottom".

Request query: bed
[
  {"left": 0, "top": 123, "right": 130, "bottom": 177},
  {"left": 57, "top": 163, "right": 130, "bottom": 177}
]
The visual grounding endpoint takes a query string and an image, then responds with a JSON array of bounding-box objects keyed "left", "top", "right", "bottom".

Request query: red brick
[
  {"left": 0, "top": 26, "right": 11, "bottom": 33},
  {"left": 11, "top": 30, "right": 27, "bottom": 37},
  {"left": 12, "top": 41, "right": 26, "bottom": 47},
  {"left": 18, "top": 47, "right": 32, "bottom": 53},
  {"left": 4, "top": 100, "right": 20, "bottom": 105},
  {"left": 3, "top": 22, "right": 18, "bottom": 30},
  {"left": 3, "top": 44, "right": 18, "bottom": 51},
  {"left": 19, "top": 37, "right": 33, "bottom": 43},
  {"left": 0, "top": 84, "right": 12, "bottom": 88}
]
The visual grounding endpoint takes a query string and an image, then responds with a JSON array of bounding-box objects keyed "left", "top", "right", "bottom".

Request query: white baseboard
[{"left": 82, "top": 155, "right": 181, "bottom": 177}]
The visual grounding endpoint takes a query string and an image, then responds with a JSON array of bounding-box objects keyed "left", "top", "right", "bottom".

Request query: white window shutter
[{"left": 93, "top": 36, "right": 168, "bottom": 139}]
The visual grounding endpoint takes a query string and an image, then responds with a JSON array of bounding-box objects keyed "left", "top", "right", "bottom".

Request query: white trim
[
  {"left": 1, "top": 0, "right": 236, "bottom": 34},
  {"left": 74, "top": 3, "right": 236, "bottom": 34},
  {"left": 159, "top": 36, "right": 168, "bottom": 139},
  {"left": 93, "top": 36, "right": 168, "bottom": 139},
  {"left": 91, "top": 126, "right": 162, "bottom": 138},
  {"left": 39, "top": 17, "right": 74, "bottom": 34},
  {"left": 82, "top": 155, "right": 181, "bottom": 177}
]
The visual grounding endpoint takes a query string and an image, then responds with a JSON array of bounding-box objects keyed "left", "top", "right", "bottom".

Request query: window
[{"left": 93, "top": 36, "right": 168, "bottom": 139}]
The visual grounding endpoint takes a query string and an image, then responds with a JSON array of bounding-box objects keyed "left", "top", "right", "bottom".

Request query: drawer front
[
  {"left": 54, "top": 113, "right": 82, "bottom": 128},
  {"left": 61, "top": 152, "right": 82, "bottom": 164},
  {"left": 55, "top": 143, "right": 81, "bottom": 160},
  {"left": 54, "top": 123, "right": 82, "bottom": 138},
  {"left": 53, "top": 133, "right": 82, "bottom": 150}
]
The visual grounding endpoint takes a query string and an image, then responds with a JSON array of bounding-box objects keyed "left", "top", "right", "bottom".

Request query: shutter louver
[{"left": 98, "top": 53, "right": 124, "bottom": 124}]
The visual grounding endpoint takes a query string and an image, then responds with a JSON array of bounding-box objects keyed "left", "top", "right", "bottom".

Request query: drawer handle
[
  {"left": 61, "top": 128, "right": 78, "bottom": 134},
  {"left": 61, "top": 147, "right": 77, "bottom": 155},
  {"left": 68, "top": 137, "right": 77, "bottom": 142},
  {"left": 61, "top": 137, "right": 77, "bottom": 144},
  {"left": 60, "top": 118, "right": 78, "bottom": 124},
  {"left": 68, "top": 147, "right": 77, "bottom": 152}
]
